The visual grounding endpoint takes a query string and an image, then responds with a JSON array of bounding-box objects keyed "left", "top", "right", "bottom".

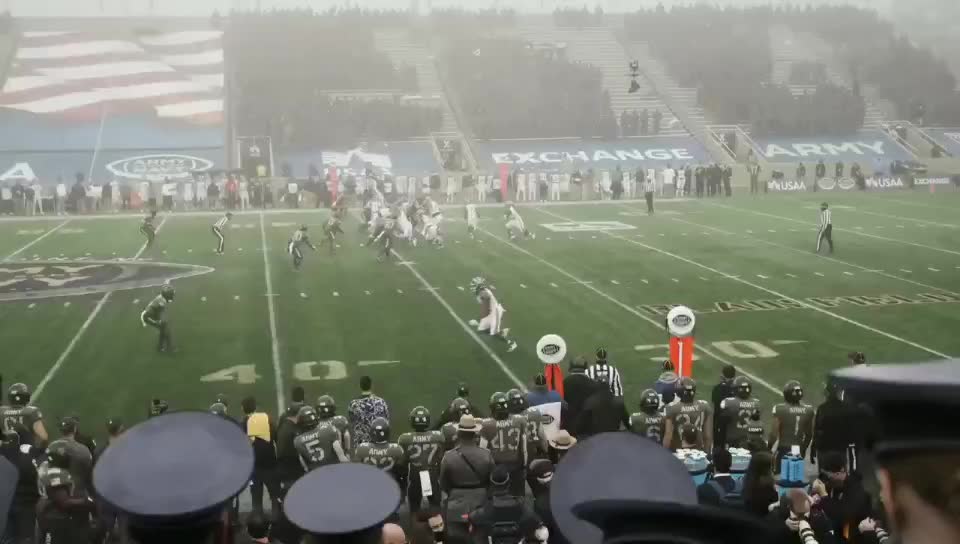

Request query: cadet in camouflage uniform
[
  {"left": 663, "top": 378, "right": 714, "bottom": 452},
  {"left": 769, "top": 380, "right": 815, "bottom": 467},
  {"left": 397, "top": 406, "right": 445, "bottom": 515},
  {"left": 479, "top": 392, "right": 528, "bottom": 496},
  {"left": 0, "top": 382, "right": 48, "bottom": 447},
  {"left": 719, "top": 376, "right": 763, "bottom": 449},
  {"left": 440, "top": 398, "right": 472, "bottom": 450},
  {"left": 316, "top": 395, "right": 352, "bottom": 454},
  {"left": 629, "top": 389, "right": 665, "bottom": 443},
  {"left": 36, "top": 443, "right": 95, "bottom": 544},
  {"left": 293, "top": 406, "right": 349, "bottom": 471},
  {"left": 354, "top": 417, "right": 406, "bottom": 489}
]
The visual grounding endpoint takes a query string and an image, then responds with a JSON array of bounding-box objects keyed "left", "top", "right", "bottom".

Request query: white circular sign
[
  {"left": 536, "top": 334, "right": 567, "bottom": 365},
  {"left": 666, "top": 305, "right": 696, "bottom": 337}
]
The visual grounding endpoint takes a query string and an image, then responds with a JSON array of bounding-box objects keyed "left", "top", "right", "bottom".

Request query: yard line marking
[
  {"left": 851, "top": 208, "right": 959, "bottom": 229},
  {"left": 928, "top": 267, "right": 940, "bottom": 272},
  {"left": 3, "top": 220, "right": 70, "bottom": 261},
  {"left": 479, "top": 223, "right": 779, "bottom": 394},
  {"left": 234, "top": 295, "right": 240, "bottom": 301},
  {"left": 396, "top": 289, "right": 404, "bottom": 294},
  {"left": 814, "top": 272, "right": 825, "bottom": 277},
  {"left": 457, "top": 286, "right": 465, "bottom": 291},
  {"left": 900, "top": 269, "right": 912, "bottom": 274},
  {"left": 670, "top": 217, "right": 960, "bottom": 296},
  {"left": 708, "top": 202, "right": 960, "bottom": 257},
  {"left": 201, "top": 296, "right": 207, "bottom": 302},
  {"left": 63, "top": 301, "right": 70, "bottom": 308},
  {"left": 541, "top": 208, "right": 951, "bottom": 360},
  {"left": 610, "top": 279, "right": 621, "bottom": 285},
  {"left": 28, "top": 303, "right": 35, "bottom": 309},
  {"left": 756, "top": 274, "right": 769, "bottom": 279},
  {"left": 699, "top": 276, "right": 709, "bottom": 281},
  {"left": 259, "top": 212, "right": 286, "bottom": 413},
  {"left": 357, "top": 360, "right": 400, "bottom": 367},
  {"left": 132, "top": 299, "right": 139, "bottom": 305},
  {"left": 333, "top": 291, "right": 339, "bottom": 297},
  {"left": 577, "top": 280, "right": 594, "bottom": 285},
  {"left": 786, "top": 273, "right": 798, "bottom": 278},
  {"left": 391, "top": 246, "right": 524, "bottom": 389},
  {"left": 550, "top": 282, "right": 559, "bottom": 288},
  {"left": 641, "top": 279, "right": 649, "bottom": 284},
  {"left": 520, "top": 284, "right": 527, "bottom": 289},
  {"left": 843, "top": 271, "right": 854, "bottom": 276},
  {"left": 34, "top": 217, "right": 168, "bottom": 401},
  {"left": 365, "top": 290, "right": 372, "bottom": 295}
]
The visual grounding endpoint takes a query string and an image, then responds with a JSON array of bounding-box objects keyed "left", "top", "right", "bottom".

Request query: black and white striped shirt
[
  {"left": 585, "top": 363, "right": 624, "bottom": 397},
  {"left": 819, "top": 208, "right": 832, "bottom": 229},
  {"left": 213, "top": 215, "right": 230, "bottom": 230}
]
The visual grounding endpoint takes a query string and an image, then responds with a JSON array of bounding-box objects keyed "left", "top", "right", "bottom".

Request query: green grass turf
[{"left": 1, "top": 189, "right": 958, "bottom": 443}]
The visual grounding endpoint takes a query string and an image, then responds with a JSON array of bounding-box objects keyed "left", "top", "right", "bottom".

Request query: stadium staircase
[
  {"left": 374, "top": 28, "right": 460, "bottom": 133},
  {"left": 513, "top": 24, "right": 687, "bottom": 137}
]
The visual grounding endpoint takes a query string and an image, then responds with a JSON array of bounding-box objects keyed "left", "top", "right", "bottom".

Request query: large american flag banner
[{"left": 0, "top": 28, "right": 223, "bottom": 124}]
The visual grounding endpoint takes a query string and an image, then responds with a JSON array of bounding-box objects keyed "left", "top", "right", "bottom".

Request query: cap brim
[{"left": 457, "top": 425, "right": 482, "bottom": 433}]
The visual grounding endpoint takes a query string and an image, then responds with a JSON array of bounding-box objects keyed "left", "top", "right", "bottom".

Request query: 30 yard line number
[{"left": 200, "top": 360, "right": 399, "bottom": 384}]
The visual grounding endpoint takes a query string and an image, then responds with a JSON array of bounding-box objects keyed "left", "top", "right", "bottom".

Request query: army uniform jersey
[
  {"left": 354, "top": 442, "right": 406, "bottom": 486},
  {"left": 140, "top": 215, "right": 156, "bottom": 242},
  {"left": 479, "top": 416, "right": 527, "bottom": 466},
  {"left": 294, "top": 424, "right": 343, "bottom": 471},
  {"left": 522, "top": 408, "right": 549, "bottom": 457},
  {"left": 721, "top": 397, "right": 763, "bottom": 447},
  {"left": 0, "top": 404, "right": 43, "bottom": 440},
  {"left": 629, "top": 412, "right": 665, "bottom": 443},
  {"left": 323, "top": 217, "right": 344, "bottom": 239},
  {"left": 665, "top": 400, "right": 713, "bottom": 449},
  {"left": 140, "top": 294, "right": 167, "bottom": 327},
  {"left": 320, "top": 415, "right": 352, "bottom": 452},
  {"left": 772, "top": 402, "right": 815, "bottom": 451},
  {"left": 398, "top": 430, "right": 445, "bottom": 511}
]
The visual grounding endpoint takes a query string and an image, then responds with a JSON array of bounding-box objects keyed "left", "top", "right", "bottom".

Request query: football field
[{"left": 2, "top": 190, "right": 959, "bottom": 436}]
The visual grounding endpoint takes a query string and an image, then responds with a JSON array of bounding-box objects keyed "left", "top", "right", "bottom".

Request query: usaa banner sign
[
  {"left": 753, "top": 130, "right": 913, "bottom": 163},
  {"left": 476, "top": 137, "right": 712, "bottom": 170}
]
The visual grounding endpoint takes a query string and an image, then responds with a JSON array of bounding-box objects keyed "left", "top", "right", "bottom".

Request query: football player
[
  {"left": 769, "top": 380, "right": 815, "bottom": 468},
  {"left": 467, "top": 277, "right": 518, "bottom": 353},
  {"left": 719, "top": 376, "right": 763, "bottom": 449},
  {"left": 507, "top": 389, "right": 548, "bottom": 458},
  {"left": 288, "top": 225, "right": 316, "bottom": 270},
  {"left": 0, "top": 383, "right": 48, "bottom": 447},
  {"left": 36, "top": 442, "right": 94, "bottom": 542},
  {"left": 479, "top": 392, "right": 528, "bottom": 496},
  {"left": 140, "top": 210, "right": 158, "bottom": 248},
  {"left": 465, "top": 203, "right": 479, "bottom": 240},
  {"left": 354, "top": 417, "right": 406, "bottom": 488},
  {"left": 315, "top": 395, "right": 352, "bottom": 453},
  {"left": 212, "top": 212, "right": 233, "bottom": 255},
  {"left": 663, "top": 378, "right": 713, "bottom": 452},
  {"left": 332, "top": 194, "right": 347, "bottom": 220},
  {"left": 398, "top": 407, "right": 445, "bottom": 516},
  {"left": 505, "top": 202, "right": 535, "bottom": 241},
  {"left": 141, "top": 283, "right": 175, "bottom": 353},
  {"left": 396, "top": 204, "right": 415, "bottom": 246},
  {"left": 371, "top": 214, "right": 397, "bottom": 262},
  {"left": 320, "top": 216, "right": 344, "bottom": 256},
  {"left": 440, "top": 398, "right": 472, "bottom": 450},
  {"left": 293, "top": 406, "right": 348, "bottom": 471},
  {"left": 629, "top": 389, "right": 665, "bottom": 444}
]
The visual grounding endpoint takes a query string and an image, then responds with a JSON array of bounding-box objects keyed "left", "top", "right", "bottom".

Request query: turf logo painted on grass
[
  {"left": 540, "top": 221, "right": 636, "bottom": 232},
  {"left": 0, "top": 261, "right": 214, "bottom": 302},
  {"left": 636, "top": 292, "right": 960, "bottom": 317}
]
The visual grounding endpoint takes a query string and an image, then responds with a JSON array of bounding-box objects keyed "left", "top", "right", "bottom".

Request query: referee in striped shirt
[
  {"left": 816, "top": 202, "right": 833, "bottom": 254},
  {"left": 585, "top": 347, "right": 624, "bottom": 397}
]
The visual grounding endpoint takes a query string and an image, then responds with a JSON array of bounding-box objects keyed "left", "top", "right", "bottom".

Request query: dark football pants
[
  {"left": 645, "top": 192, "right": 654, "bottom": 214},
  {"left": 212, "top": 226, "right": 225, "bottom": 253},
  {"left": 250, "top": 467, "right": 282, "bottom": 516},
  {"left": 140, "top": 226, "right": 155, "bottom": 247},
  {"left": 143, "top": 316, "right": 171, "bottom": 351},
  {"left": 816, "top": 224, "right": 834, "bottom": 253},
  {"left": 407, "top": 469, "right": 442, "bottom": 515},
  {"left": 291, "top": 245, "right": 303, "bottom": 268}
]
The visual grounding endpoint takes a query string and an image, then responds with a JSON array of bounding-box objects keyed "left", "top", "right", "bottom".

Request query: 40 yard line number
[{"left": 200, "top": 360, "right": 399, "bottom": 384}]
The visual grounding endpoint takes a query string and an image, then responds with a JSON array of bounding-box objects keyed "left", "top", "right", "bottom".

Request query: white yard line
[
  {"left": 477, "top": 226, "right": 780, "bottom": 394},
  {"left": 708, "top": 202, "right": 960, "bottom": 257},
  {"left": 669, "top": 216, "right": 960, "bottom": 297},
  {"left": 848, "top": 208, "right": 959, "bottom": 229},
  {"left": 537, "top": 207, "right": 953, "bottom": 360},
  {"left": 392, "top": 247, "right": 525, "bottom": 390},
  {"left": 260, "top": 212, "right": 286, "bottom": 413},
  {"left": 34, "top": 217, "right": 168, "bottom": 401},
  {"left": 3, "top": 220, "right": 71, "bottom": 261}
]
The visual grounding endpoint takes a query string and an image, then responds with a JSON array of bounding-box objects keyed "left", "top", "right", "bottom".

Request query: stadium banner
[
  {"left": 751, "top": 130, "right": 914, "bottom": 163},
  {"left": 924, "top": 128, "right": 960, "bottom": 156},
  {"left": 474, "top": 136, "right": 712, "bottom": 171},
  {"left": 0, "top": 148, "right": 225, "bottom": 184},
  {"left": 765, "top": 177, "right": 923, "bottom": 193},
  {"left": 912, "top": 177, "right": 953, "bottom": 186},
  {"left": 766, "top": 180, "right": 810, "bottom": 192},
  {"left": 280, "top": 141, "right": 440, "bottom": 179}
]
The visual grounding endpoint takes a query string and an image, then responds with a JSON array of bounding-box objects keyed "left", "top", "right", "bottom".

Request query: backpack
[
  {"left": 706, "top": 477, "right": 744, "bottom": 509},
  {"left": 485, "top": 494, "right": 525, "bottom": 544}
]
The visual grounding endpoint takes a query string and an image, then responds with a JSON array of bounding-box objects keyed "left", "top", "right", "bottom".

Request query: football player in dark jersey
[
  {"left": 320, "top": 216, "right": 344, "bottom": 256},
  {"left": 769, "top": 380, "right": 815, "bottom": 467},
  {"left": 36, "top": 442, "right": 95, "bottom": 544},
  {"left": 720, "top": 376, "right": 763, "bottom": 448},
  {"left": 507, "top": 388, "right": 548, "bottom": 458},
  {"left": 629, "top": 389, "right": 665, "bottom": 443},
  {"left": 354, "top": 417, "right": 406, "bottom": 488},
  {"left": 663, "top": 378, "right": 713, "bottom": 452},
  {"left": 293, "top": 406, "right": 348, "bottom": 471},
  {"left": 287, "top": 225, "right": 316, "bottom": 270},
  {"left": 479, "top": 392, "right": 528, "bottom": 496},
  {"left": 371, "top": 215, "right": 396, "bottom": 263},
  {"left": 398, "top": 407, "right": 445, "bottom": 516},
  {"left": 440, "top": 398, "right": 472, "bottom": 450},
  {"left": 140, "top": 284, "right": 175, "bottom": 353},
  {"left": 315, "top": 395, "right": 352, "bottom": 453},
  {"left": 0, "top": 382, "right": 48, "bottom": 447},
  {"left": 140, "top": 210, "right": 158, "bottom": 248}
]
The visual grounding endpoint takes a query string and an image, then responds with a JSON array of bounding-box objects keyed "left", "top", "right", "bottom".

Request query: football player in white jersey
[
  {"left": 465, "top": 203, "right": 479, "bottom": 240},
  {"left": 396, "top": 203, "right": 415, "bottom": 245},
  {"left": 467, "top": 277, "right": 518, "bottom": 353},
  {"left": 505, "top": 202, "right": 535, "bottom": 241}
]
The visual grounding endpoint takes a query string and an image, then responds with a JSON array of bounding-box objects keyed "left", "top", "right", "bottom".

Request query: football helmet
[
  {"left": 457, "top": 383, "right": 470, "bottom": 398},
  {"left": 678, "top": 377, "right": 697, "bottom": 403},
  {"left": 209, "top": 403, "right": 227, "bottom": 416},
  {"left": 47, "top": 441, "right": 71, "bottom": 469},
  {"left": 300, "top": 224, "right": 308, "bottom": 232},
  {"left": 449, "top": 397, "right": 472, "bottom": 419},
  {"left": 8, "top": 383, "right": 30, "bottom": 406},
  {"left": 470, "top": 276, "right": 487, "bottom": 294},
  {"left": 596, "top": 347, "right": 608, "bottom": 361},
  {"left": 783, "top": 381, "right": 804, "bottom": 404},
  {"left": 297, "top": 406, "right": 319, "bottom": 431},
  {"left": 506, "top": 389, "right": 527, "bottom": 414},
  {"left": 160, "top": 283, "right": 175, "bottom": 302},
  {"left": 734, "top": 376, "right": 753, "bottom": 399},
  {"left": 215, "top": 393, "right": 229, "bottom": 407},
  {"left": 59, "top": 416, "right": 79, "bottom": 435},
  {"left": 639, "top": 389, "right": 660, "bottom": 414},
  {"left": 226, "top": 212, "right": 234, "bottom": 219},
  {"left": 316, "top": 395, "right": 336, "bottom": 418},
  {"left": 370, "top": 417, "right": 390, "bottom": 443},
  {"left": 410, "top": 406, "right": 431, "bottom": 431},
  {"left": 490, "top": 392, "right": 510, "bottom": 419}
]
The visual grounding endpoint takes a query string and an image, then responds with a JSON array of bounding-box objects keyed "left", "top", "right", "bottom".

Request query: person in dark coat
[
  {"left": 767, "top": 489, "right": 838, "bottom": 544},
  {"left": 528, "top": 459, "right": 569, "bottom": 544},
  {"left": 562, "top": 357, "right": 600, "bottom": 435},
  {"left": 573, "top": 373, "right": 629, "bottom": 438},
  {"left": 811, "top": 452, "right": 872, "bottom": 543},
  {"left": 711, "top": 365, "right": 737, "bottom": 448}
]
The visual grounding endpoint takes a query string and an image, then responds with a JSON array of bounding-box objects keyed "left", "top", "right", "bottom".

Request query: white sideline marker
[
  {"left": 550, "top": 282, "right": 559, "bottom": 288},
  {"left": 233, "top": 295, "right": 240, "bottom": 301},
  {"left": 928, "top": 267, "right": 940, "bottom": 272},
  {"left": 259, "top": 212, "right": 286, "bottom": 413},
  {"left": 610, "top": 279, "right": 620, "bottom": 285},
  {"left": 786, "top": 273, "right": 797, "bottom": 278},
  {"left": 300, "top": 292, "right": 308, "bottom": 298},
  {"left": 132, "top": 299, "right": 139, "bottom": 305},
  {"left": 843, "top": 272, "right": 854, "bottom": 276},
  {"left": 365, "top": 290, "right": 372, "bottom": 296},
  {"left": 671, "top": 278, "right": 679, "bottom": 283},
  {"left": 396, "top": 289, "right": 404, "bottom": 294},
  {"left": 28, "top": 303, "right": 35, "bottom": 309},
  {"left": 641, "top": 279, "right": 649, "bottom": 284},
  {"left": 900, "top": 269, "right": 912, "bottom": 273},
  {"left": 457, "top": 286, "right": 465, "bottom": 291},
  {"left": 520, "top": 284, "right": 527, "bottom": 289},
  {"left": 756, "top": 274, "right": 769, "bottom": 279},
  {"left": 201, "top": 296, "right": 207, "bottom": 302},
  {"left": 333, "top": 291, "right": 339, "bottom": 297},
  {"left": 814, "top": 272, "right": 825, "bottom": 277}
]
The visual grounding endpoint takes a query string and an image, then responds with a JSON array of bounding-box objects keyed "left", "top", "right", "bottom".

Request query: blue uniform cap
[
  {"left": 93, "top": 411, "right": 253, "bottom": 527},
  {"left": 284, "top": 463, "right": 401, "bottom": 535}
]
